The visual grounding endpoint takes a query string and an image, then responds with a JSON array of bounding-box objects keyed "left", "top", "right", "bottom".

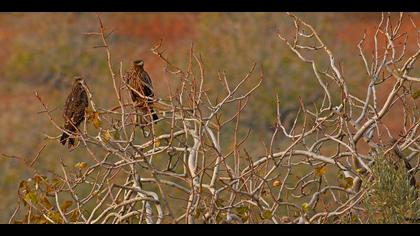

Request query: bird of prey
[
  {"left": 126, "top": 60, "right": 159, "bottom": 125},
  {"left": 60, "top": 77, "right": 89, "bottom": 148}
]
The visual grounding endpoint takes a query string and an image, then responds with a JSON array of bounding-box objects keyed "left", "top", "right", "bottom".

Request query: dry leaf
[
  {"left": 103, "top": 129, "right": 112, "bottom": 142},
  {"left": 154, "top": 139, "right": 161, "bottom": 148},
  {"left": 60, "top": 200, "right": 73, "bottom": 212},
  {"left": 315, "top": 166, "right": 327, "bottom": 176},
  {"left": 272, "top": 180, "right": 282, "bottom": 187},
  {"left": 339, "top": 177, "right": 354, "bottom": 190},
  {"left": 412, "top": 90, "right": 420, "bottom": 100},
  {"left": 74, "top": 162, "right": 87, "bottom": 169},
  {"left": 92, "top": 112, "right": 101, "bottom": 129}
]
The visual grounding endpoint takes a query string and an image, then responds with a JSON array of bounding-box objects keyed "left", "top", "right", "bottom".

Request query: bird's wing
[
  {"left": 70, "top": 86, "right": 88, "bottom": 125},
  {"left": 141, "top": 71, "right": 154, "bottom": 98},
  {"left": 64, "top": 87, "right": 77, "bottom": 121},
  {"left": 142, "top": 71, "right": 153, "bottom": 87}
]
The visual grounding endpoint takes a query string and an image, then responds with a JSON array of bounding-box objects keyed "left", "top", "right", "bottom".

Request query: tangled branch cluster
[{"left": 10, "top": 13, "right": 420, "bottom": 224}]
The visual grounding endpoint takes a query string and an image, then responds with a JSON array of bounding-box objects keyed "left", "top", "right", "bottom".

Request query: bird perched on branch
[
  {"left": 126, "top": 60, "right": 159, "bottom": 125},
  {"left": 60, "top": 76, "right": 89, "bottom": 148}
]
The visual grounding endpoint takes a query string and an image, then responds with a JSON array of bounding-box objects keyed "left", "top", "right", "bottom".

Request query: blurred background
[{"left": 1, "top": 12, "right": 419, "bottom": 223}]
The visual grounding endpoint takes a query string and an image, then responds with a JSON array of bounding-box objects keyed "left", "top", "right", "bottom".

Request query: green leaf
[
  {"left": 235, "top": 206, "right": 249, "bottom": 215},
  {"left": 113, "top": 130, "right": 120, "bottom": 140},
  {"left": 261, "top": 210, "right": 273, "bottom": 219}
]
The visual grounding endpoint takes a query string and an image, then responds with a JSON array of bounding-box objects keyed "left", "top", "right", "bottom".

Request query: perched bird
[
  {"left": 60, "top": 77, "right": 89, "bottom": 148},
  {"left": 126, "top": 60, "right": 158, "bottom": 124}
]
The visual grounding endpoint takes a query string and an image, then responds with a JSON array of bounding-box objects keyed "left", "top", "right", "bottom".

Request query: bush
[{"left": 363, "top": 154, "right": 419, "bottom": 224}]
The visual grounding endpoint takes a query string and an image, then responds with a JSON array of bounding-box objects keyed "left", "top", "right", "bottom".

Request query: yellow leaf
[
  {"left": 70, "top": 211, "right": 80, "bottom": 222},
  {"left": 302, "top": 202, "right": 310, "bottom": 213},
  {"left": 315, "top": 166, "right": 327, "bottom": 176},
  {"left": 74, "top": 162, "right": 87, "bottom": 169},
  {"left": 261, "top": 210, "right": 273, "bottom": 220},
  {"left": 103, "top": 129, "right": 112, "bottom": 142},
  {"left": 339, "top": 177, "right": 354, "bottom": 190},
  {"left": 154, "top": 139, "right": 161, "bottom": 148},
  {"left": 93, "top": 119, "right": 101, "bottom": 129},
  {"left": 47, "top": 211, "right": 63, "bottom": 224},
  {"left": 92, "top": 112, "right": 101, "bottom": 129},
  {"left": 272, "top": 180, "right": 282, "bottom": 187},
  {"left": 24, "top": 192, "right": 38, "bottom": 204},
  {"left": 60, "top": 200, "right": 73, "bottom": 212}
]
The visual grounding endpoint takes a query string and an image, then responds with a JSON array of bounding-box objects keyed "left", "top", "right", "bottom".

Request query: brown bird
[
  {"left": 60, "top": 77, "right": 89, "bottom": 148},
  {"left": 126, "top": 60, "right": 158, "bottom": 124}
]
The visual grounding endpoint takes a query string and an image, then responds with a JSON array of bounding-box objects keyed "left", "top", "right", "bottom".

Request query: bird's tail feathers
[
  {"left": 60, "top": 126, "right": 76, "bottom": 148},
  {"left": 60, "top": 133, "right": 69, "bottom": 146},
  {"left": 68, "top": 137, "right": 75, "bottom": 148},
  {"left": 152, "top": 109, "right": 159, "bottom": 123}
]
